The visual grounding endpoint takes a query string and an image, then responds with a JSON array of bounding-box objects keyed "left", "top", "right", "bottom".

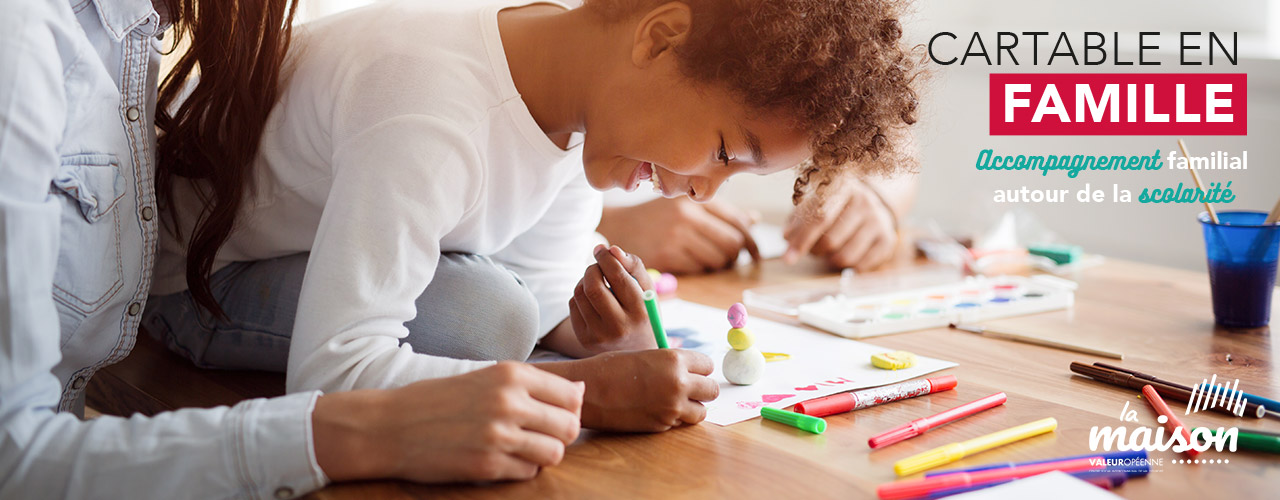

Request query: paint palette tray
[{"left": 796, "top": 275, "right": 1075, "bottom": 339}]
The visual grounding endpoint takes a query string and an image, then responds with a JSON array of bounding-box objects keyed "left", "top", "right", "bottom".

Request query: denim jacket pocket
[
  {"left": 51, "top": 153, "right": 127, "bottom": 331},
  {"left": 52, "top": 153, "right": 126, "bottom": 222}
]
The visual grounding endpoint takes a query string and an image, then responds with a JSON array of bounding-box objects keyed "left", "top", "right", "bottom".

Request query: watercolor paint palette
[{"left": 797, "top": 275, "right": 1075, "bottom": 339}]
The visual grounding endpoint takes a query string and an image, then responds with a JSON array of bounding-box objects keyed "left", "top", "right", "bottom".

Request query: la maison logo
[
  {"left": 1186, "top": 374, "right": 1248, "bottom": 417},
  {"left": 1089, "top": 391, "right": 1241, "bottom": 455}
]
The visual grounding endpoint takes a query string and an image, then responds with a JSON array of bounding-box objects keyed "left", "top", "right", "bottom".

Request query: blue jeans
[{"left": 143, "top": 253, "right": 540, "bottom": 372}]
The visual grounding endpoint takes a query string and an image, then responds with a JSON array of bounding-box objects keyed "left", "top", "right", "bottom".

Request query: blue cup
[{"left": 1199, "top": 211, "right": 1279, "bottom": 328}]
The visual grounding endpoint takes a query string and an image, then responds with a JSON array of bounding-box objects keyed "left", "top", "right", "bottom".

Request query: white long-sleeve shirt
[
  {"left": 153, "top": 0, "right": 602, "bottom": 394},
  {"left": 0, "top": 0, "right": 325, "bottom": 498}
]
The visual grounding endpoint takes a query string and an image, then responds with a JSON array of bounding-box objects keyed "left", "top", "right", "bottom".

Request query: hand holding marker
[{"left": 570, "top": 245, "right": 663, "bottom": 352}]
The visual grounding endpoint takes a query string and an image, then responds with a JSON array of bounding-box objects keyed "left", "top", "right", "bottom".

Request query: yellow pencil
[{"left": 893, "top": 417, "right": 1058, "bottom": 476}]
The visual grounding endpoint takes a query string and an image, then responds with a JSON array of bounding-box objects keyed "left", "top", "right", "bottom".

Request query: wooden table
[{"left": 90, "top": 257, "right": 1280, "bottom": 499}]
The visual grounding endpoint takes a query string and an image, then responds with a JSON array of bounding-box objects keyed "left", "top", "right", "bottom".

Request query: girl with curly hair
[{"left": 145, "top": 0, "right": 921, "bottom": 482}]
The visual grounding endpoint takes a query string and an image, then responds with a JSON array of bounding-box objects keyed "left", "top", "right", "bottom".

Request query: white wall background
[
  {"left": 718, "top": 0, "right": 1280, "bottom": 271},
  {"left": 898, "top": 0, "right": 1280, "bottom": 270}
]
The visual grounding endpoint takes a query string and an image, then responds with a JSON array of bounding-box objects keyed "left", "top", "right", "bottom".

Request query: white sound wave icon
[{"left": 1186, "top": 374, "right": 1247, "bottom": 417}]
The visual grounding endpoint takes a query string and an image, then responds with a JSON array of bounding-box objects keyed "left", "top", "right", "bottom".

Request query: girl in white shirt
[
  {"left": 147, "top": 0, "right": 921, "bottom": 433},
  {"left": 2, "top": 0, "right": 588, "bottom": 495}
]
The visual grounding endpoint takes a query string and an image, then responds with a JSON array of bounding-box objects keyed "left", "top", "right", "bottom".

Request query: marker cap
[
  {"left": 927, "top": 375, "right": 958, "bottom": 392},
  {"left": 793, "top": 393, "right": 855, "bottom": 417},
  {"left": 761, "top": 406, "right": 827, "bottom": 434},
  {"left": 869, "top": 421, "right": 925, "bottom": 449}
]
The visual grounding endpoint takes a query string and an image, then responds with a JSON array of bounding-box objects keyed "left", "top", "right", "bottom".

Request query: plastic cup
[{"left": 1199, "top": 211, "right": 1280, "bottom": 328}]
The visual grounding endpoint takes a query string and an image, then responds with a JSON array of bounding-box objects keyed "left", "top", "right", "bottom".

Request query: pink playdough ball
[
  {"left": 727, "top": 302, "right": 748, "bottom": 328},
  {"left": 655, "top": 273, "right": 678, "bottom": 295}
]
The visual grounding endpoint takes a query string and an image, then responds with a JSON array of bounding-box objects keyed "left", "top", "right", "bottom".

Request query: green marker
[
  {"left": 642, "top": 290, "right": 669, "bottom": 349},
  {"left": 761, "top": 406, "right": 827, "bottom": 434},
  {"left": 1202, "top": 428, "right": 1280, "bottom": 454}
]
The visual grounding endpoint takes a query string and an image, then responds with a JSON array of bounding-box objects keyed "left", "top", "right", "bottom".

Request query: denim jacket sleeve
[{"left": 0, "top": 1, "right": 326, "bottom": 498}]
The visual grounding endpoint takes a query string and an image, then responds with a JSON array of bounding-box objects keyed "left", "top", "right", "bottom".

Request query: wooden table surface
[
  {"left": 295, "top": 256, "right": 1279, "bottom": 499},
  {"left": 90, "top": 256, "right": 1280, "bottom": 499}
]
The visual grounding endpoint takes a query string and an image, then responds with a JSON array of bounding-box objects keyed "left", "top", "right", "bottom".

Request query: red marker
[
  {"left": 876, "top": 457, "right": 1103, "bottom": 500},
  {"left": 794, "top": 375, "right": 957, "bottom": 417},
  {"left": 868, "top": 392, "right": 1008, "bottom": 449},
  {"left": 1142, "top": 384, "right": 1201, "bottom": 459}
]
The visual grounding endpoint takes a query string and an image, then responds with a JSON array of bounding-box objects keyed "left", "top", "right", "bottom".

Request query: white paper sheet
[{"left": 531, "top": 299, "right": 957, "bottom": 425}]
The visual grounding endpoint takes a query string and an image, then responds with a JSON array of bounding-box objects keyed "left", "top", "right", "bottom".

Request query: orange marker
[{"left": 1141, "top": 384, "right": 1200, "bottom": 459}]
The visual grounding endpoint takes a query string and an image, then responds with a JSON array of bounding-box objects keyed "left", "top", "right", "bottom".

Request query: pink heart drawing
[
  {"left": 762, "top": 394, "right": 795, "bottom": 403},
  {"left": 736, "top": 401, "right": 765, "bottom": 410},
  {"left": 795, "top": 385, "right": 818, "bottom": 391}
]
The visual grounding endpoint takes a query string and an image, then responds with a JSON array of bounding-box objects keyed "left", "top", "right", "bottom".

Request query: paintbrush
[
  {"left": 950, "top": 323, "right": 1123, "bottom": 360},
  {"left": 1178, "top": 139, "right": 1218, "bottom": 223}
]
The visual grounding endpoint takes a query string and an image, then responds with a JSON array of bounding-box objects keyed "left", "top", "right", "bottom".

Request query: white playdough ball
[{"left": 723, "top": 346, "right": 766, "bottom": 385}]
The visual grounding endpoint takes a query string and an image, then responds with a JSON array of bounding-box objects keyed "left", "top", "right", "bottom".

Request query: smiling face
[
  {"left": 577, "top": 3, "right": 812, "bottom": 201},
  {"left": 581, "top": 78, "right": 811, "bottom": 201}
]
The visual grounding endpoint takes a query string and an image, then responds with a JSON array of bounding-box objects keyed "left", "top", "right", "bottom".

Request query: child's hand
[
  {"left": 596, "top": 198, "right": 760, "bottom": 274},
  {"left": 783, "top": 176, "right": 898, "bottom": 271},
  {"left": 540, "top": 349, "right": 719, "bottom": 432},
  {"left": 568, "top": 244, "right": 657, "bottom": 354}
]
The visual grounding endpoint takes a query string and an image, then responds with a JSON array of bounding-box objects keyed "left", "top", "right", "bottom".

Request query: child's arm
[
  {"left": 490, "top": 173, "right": 604, "bottom": 343},
  {"left": 286, "top": 117, "right": 498, "bottom": 394}
]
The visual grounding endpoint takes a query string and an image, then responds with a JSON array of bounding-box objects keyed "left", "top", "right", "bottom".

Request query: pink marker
[
  {"left": 867, "top": 392, "right": 1007, "bottom": 449},
  {"left": 877, "top": 457, "right": 1103, "bottom": 500},
  {"left": 794, "top": 375, "right": 957, "bottom": 417}
]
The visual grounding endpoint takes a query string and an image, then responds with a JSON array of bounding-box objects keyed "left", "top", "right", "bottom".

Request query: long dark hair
[{"left": 155, "top": 0, "right": 297, "bottom": 318}]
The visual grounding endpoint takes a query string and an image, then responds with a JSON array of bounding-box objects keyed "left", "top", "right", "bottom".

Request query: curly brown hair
[{"left": 582, "top": 0, "right": 921, "bottom": 205}]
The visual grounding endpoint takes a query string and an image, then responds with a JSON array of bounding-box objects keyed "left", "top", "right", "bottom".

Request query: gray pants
[{"left": 143, "top": 253, "right": 540, "bottom": 373}]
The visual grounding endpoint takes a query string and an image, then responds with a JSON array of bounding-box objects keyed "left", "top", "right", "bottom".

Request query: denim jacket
[{"left": 0, "top": 1, "right": 326, "bottom": 497}]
